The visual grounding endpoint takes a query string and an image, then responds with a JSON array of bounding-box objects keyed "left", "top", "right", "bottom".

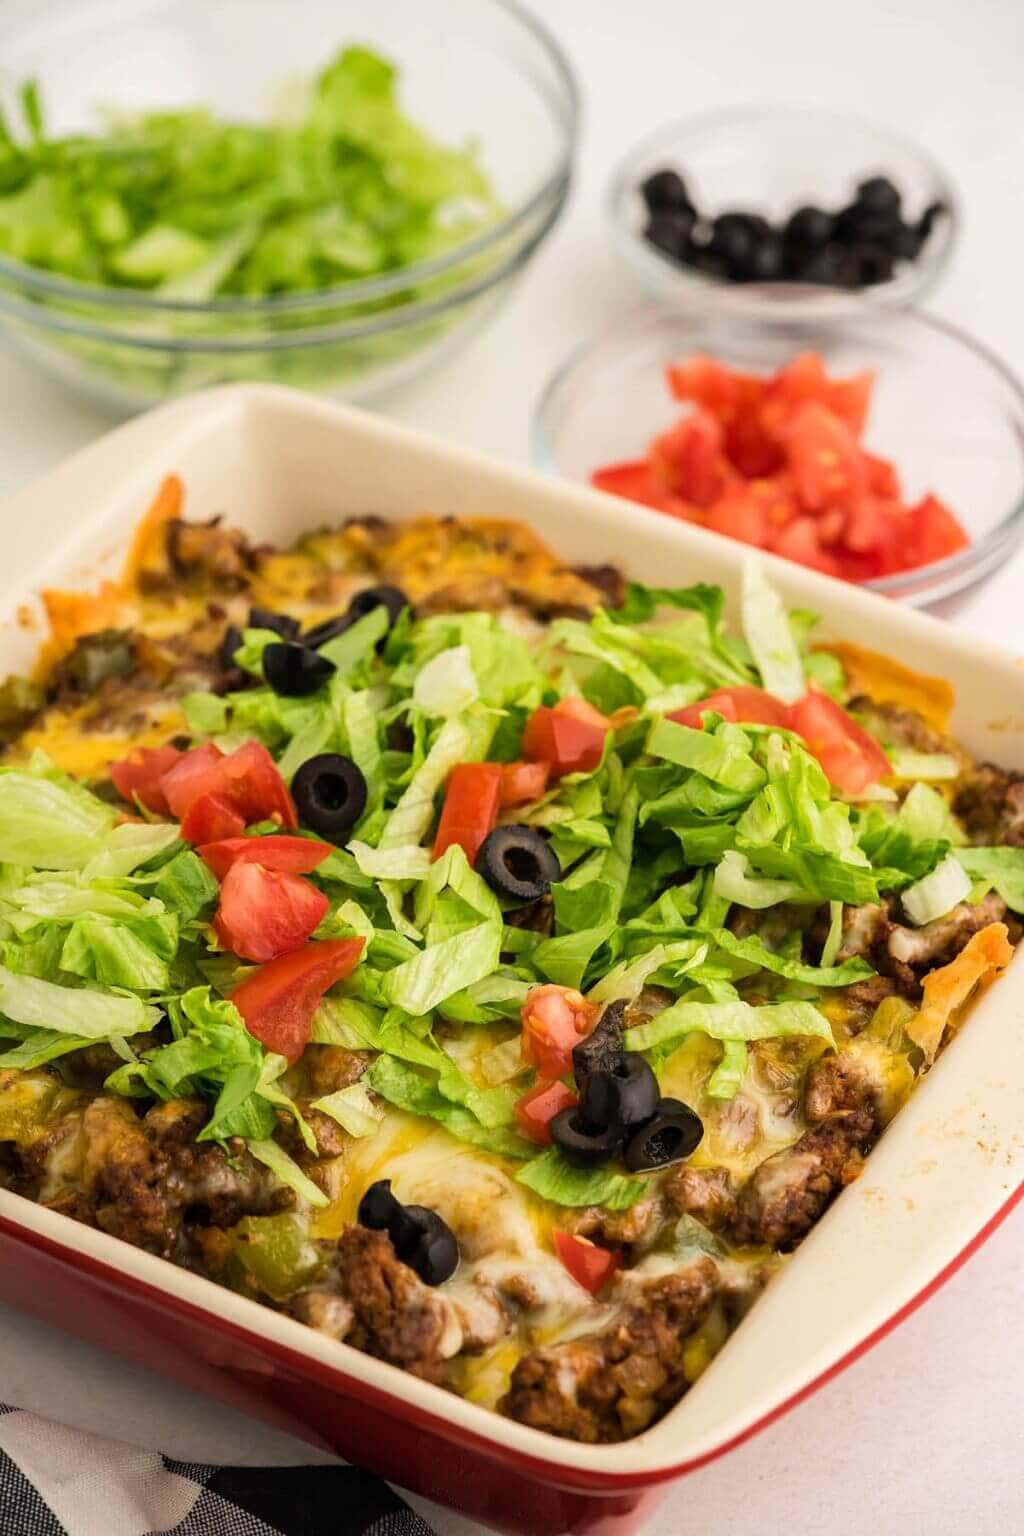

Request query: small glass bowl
[
  {"left": 532, "top": 304, "right": 1024, "bottom": 606},
  {"left": 0, "top": 0, "right": 577, "bottom": 413},
  {"left": 608, "top": 107, "right": 958, "bottom": 321}
]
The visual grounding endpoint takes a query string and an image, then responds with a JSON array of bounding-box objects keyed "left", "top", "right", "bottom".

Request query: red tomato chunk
[
  {"left": 514, "top": 1080, "right": 578, "bottom": 1146},
  {"left": 521, "top": 985, "right": 599, "bottom": 1079},
  {"left": 229, "top": 938, "right": 365, "bottom": 1062},
  {"left": 591, "top": 351, "right": 969, "bottom": 583},
  {"left": 553, "top": 1230, "right": 619, "bottom": 1294},
  {"left": 433, "top": 763, "right": 502, "bottom": 865},
  {"left": 214, "top": 861, "right": 329, "bottom": 963}
]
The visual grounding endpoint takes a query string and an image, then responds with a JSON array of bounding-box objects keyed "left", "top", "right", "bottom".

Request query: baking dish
[{"left": 0, "top": 384, "right": 1022, "bottom": 1536}]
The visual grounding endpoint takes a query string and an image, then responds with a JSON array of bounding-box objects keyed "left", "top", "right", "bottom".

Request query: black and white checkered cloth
[{"left": 0, "top": 1405, "right": 435, "bottom": 1536}]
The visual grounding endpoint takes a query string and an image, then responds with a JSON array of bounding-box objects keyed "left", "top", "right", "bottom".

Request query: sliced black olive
[
  {"left": 550, "top": 1106, "right": 625, "bottom": 1167},
  {"left": 248, "top": 605, "right": 300, "bottom": 640},
  {"left": 917, "top": 199, "right": 948, "bottom": 245},
  {"left": 855, "top": 175, "right": 902, "bottom": 218},
  {"left": 783, "top": 205, "right": 835, "bottom": 251},
  {"left": 390, "top": 1204, "right": 459, "bottom": 1286},
  {"left": 347, "top": 584, "right": 409, "bottom": 631},
  {"left": 291, "top": 753, "right": 367, "bottom": 840},
  {"left": 476, "top": 825, "right": 561, "bottom": 903},
  {"left": 358, "top": 1178, "right": 401, "bottom": 1231},
  {"left": 623, "top": 1098, "right": 703, "bottom": 1172},
  {"left": 579, "top": 1052, "right": 660, "bottom": 1133},
  {"left": 645, "top": 209, "right": 696, "bottom": 260},
  {"left": 640, "top": 167, "right": 693, "bottom": 214},
  {"left": 263, "top": 641, "right": 337, "bottom": 698},
  {"left": 572, "top": 1002, "right": 625, "bottom": 1087},
  {"left": 301, "top": 613, "right": 353, "bottom": 651},
  {"left": 219, "top": 623, "right": 243, "bottom": 670}
]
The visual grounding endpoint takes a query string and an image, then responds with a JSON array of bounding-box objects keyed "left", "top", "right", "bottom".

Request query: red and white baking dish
[{"left": 1, "top": 385, "right": 1022, "bottom": 1536}]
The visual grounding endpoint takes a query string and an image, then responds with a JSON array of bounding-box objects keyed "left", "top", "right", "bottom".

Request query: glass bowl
[
  {"left": 608, "top": 107, "right": 958, "bottom": 322},
  {"left": 0, "top": 0, "right": 577, "bottom": 413},
  {"left": 532, "top": 304, "right": 1024, "bottom": 606}
]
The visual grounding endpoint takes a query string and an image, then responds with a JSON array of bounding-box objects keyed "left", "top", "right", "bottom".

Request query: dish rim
[{"left": 0, "top": 380, "right": 1022, "bottom": 1489}]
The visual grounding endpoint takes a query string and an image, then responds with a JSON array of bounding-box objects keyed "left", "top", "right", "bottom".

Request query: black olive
[
  {"left": 550, "top": 1106, "right": 625, "bottom": 1167},
  {"left": 917, "top": 199, "right": 948, "bottom": 245},
  {"left": 708, "top": 213, "right": 755, "bottom": 276},
  {"left": 358, "top": 1178, "right": 401, "bottom": 1231},
  {"left": 263, "top": 641, "right": 337, "bottom": 698},
  {"left": 644, "top": 209, "right": 696, "bottom": 260},
  {"left": 572, "top": 1002, "right": 625, "bottom": 1086},
  {"left": 738, "top": 232, "right": 785, "bottom": 282},
  {"left": 684, "top": 247, "right": 729, "bottom": 280},
  {"left": 891, "top": 221, "right": 923, "bottom": 261},
  {"left": 390, "top": 1204, "right": 459, "bottom": 1287},
  {"left": 623, "top": 1098, "right": 704, "bottom": 1172},
  {"left": 291, "top": 753, "right": 367, "bottom": 839},
  {"left": 784, "top": 205, "right": 835, "bottom": 251},
  {"left": 476, "top": 825, "right": 561, "bottom": 903},
  {"left": 248, "top": 605, "right": 300, "bottom": 641},
  {"left": 301, "top": 613, "right": 353, "bottom": 650},
  {"left": 640, "top": 167, "right": 693, "bottom": 213},
  {"left": 579, "top": 1052, "right": 660, "bottom": 1133},
  {"left": 846, "top": 241, "right": 895, "bottom": 286},
  {"left": 835, "top": 203, "right": 900, "bottom": 246},
  {"left": 219, "top": 624, "right": 243, "bottom": 669},
  {"left": 347, "top": 584, "right": 409, "bottom": 631},
  {"left": 855, "top": 175, "right": 902, "bottom": 218}
]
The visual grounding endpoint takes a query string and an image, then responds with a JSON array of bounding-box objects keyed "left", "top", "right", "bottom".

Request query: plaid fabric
[{"left": 0, "top": 1407, "right": 435, "bottom": 1536}]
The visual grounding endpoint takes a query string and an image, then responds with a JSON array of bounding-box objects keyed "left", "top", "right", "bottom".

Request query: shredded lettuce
[
  {"left": 956, "top": 847, "right": 1024, "bottom": 913},
  {"left": 712, "top": 850, "right": 805, "bottom": 909},
  {"left": 901, "top": 854, "right": 973, "bottom": 926},
  {"left": 706, "top": 1039, "right": 749, "bottom": 1100},
  {"left": 706, "top": 927, "right": 872, "bottom": 986},
  {"left": 247, "top": 1139, "right": 329, "bottom": 1208},
  {"left": 0, "top": 963, "right": 158, "bottom": 1038},
  {"left": 367, "top": 1054, "right": 533, "bottom": 1159},
  {"left": 0, "top": 766, "right": 116, "bottom": 868},
  {"left": 412, "top": 645, "right": 479, "bottom": 717},
  {"left": 312, "top": 1081, "right": 383, "bottom": 1138},
  {"left": 381, "top": 921, "right": 502, "bottom": 1015},
  {"left": 887, "top": 750, "right": 961, "bottom": 781},
  {"left": 515, "top": 1149, "right": 649, "bottom": 1210},
  {"left": 623, "top": 997, "right": 834, "bottom": 1054},
  {"left": 740, "top": 559, "right": 805, "bottom": 704}
]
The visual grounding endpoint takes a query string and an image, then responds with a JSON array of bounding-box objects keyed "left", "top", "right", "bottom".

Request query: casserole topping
[{"left": 0, "top": 477, "right": 1020, "bottom": 1443}]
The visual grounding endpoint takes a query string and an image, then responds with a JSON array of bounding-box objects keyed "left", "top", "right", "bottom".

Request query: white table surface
[{"left": 1, "top": 0, "right": 1023, "bottom": 1531}]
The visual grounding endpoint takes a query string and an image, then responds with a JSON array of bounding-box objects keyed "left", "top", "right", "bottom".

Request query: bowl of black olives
[{"left": 607, "top": 106, "right": 958, "bottom": 319}]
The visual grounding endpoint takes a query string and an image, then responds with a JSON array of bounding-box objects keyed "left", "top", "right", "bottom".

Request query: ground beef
[
  {"left": 822, "top": 894, "right": 1013, "bottom": 1003},
  {"left": 306, "top": 1047, "right": 370, "bottom": 1097},
  {"left": 570, "top": 1196, "right": 665, "bottom": 1249},
  {"left": 954, "top": 763, "right": 1024, "bottom": 847},
  {"left": 501, "top": 1258, "right": 718, "bottom": 1442},
  {"left": 166, "top": 517, "right": 255, "bottom": 589},
  {"left": 292, "top": 1227, "right": 459, "bottom": 1383},
  {"left": 730, "top": 1111, "right": 874, "bottom": 1249},
  {"left": 803, "top": 1052, "right": 882, "bottom": 1129},
  {"left": 887, "top": 892, "right": 1015, "bottom": 970},
  {"left": 663, "top": 1165, "right": 737, "bottom": 1232},
  {"left": 569, "top": 564, "right": 627, "bottom": 609},
  {"left": 73, "top": 1097, "right": 290, "bottom": 1258},
  {"left": 847, "top": 696, "right": 963, "bottom": 759},
  {"left": 840, "top": 975, "right": 901, "bottom": 1034}
]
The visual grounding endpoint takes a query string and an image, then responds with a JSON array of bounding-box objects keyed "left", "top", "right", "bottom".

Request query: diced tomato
[
  {"left": 553, "top": 1230, "right": 620, "bottom": 1295},
  {"left": 826, "top": 371, "right": 874, "bottom": 437},
  {"left": 901, "top": 494, "right": 970, "bottom": 569},
  {"left": 650, "top": 408, "right": 729, "bottom": 507},
  {"left": 704, "top": 487, "right": 771, "bottom": 547},
  {"left": 498, "top": 760, "right": 550, "bottom": 808},
  {"left": 670, "top": 685, "right": 790, "bottom": 731},
  {"left": 768, "top": 516, "right": 841, "bottom": 577},
  {"left": 862, "top": 452, "right": 902, "bottom": 500},
  {"left": 788, "top": 689, "right": 891, "bottom": 796},
  {"left": 214, "top": 861, "right": 329, "bottom": 963},
  {"left": 161, "top": 740, "right": 297, "bottom": 830},
  {"left": 217, "top": 741, "right": 298, "bottom": 830},
  {"left": 591, "top": 459, "right": 675, "bottom": 513},
  {"left": 514, "top": 1080, "right": 578, "bottom": 1146},
  {"left": 109, "top": 744, "right": 183, "bottom": 815},
  {"left": 160, "top": 743, "right": 226, "bottom": 820},
  {"left": 521, "top": 985, "right": 599, "bottom": 1079},
  {"left": 180, "top": 793, "right": 246, "bottom": 845},
  {"left": 433, "top": 762, "right": 502, "bottom": 865},
  {"left": 522, "top": 698, "right": 609, "bottom": 779},
  {"left": 588, "top": 353, "right": 968, "bottom": 584},
  {"left": 198, "top": 834, "right": 333, "bottom": 881},
  {"left": 229, "top": 937, "right": 365, "bottom": 1063},
  {"left": 783, "top": 402, "right": 868, "bottom": 512}
]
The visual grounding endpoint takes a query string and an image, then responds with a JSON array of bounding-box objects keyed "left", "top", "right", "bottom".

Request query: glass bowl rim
[
  {"left": 0, "top": 0, "right": 579, "bottom": 317},
  {"left": 531, "top": 301, "right": 1024, "bottom": 601},
  {"left": 606, "top": 102, "right": 961, "bottom": 313}
]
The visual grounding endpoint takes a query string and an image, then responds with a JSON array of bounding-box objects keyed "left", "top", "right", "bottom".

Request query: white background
[{"left": 1, "top": 0, "right": 1023, "bottom": 1531}]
